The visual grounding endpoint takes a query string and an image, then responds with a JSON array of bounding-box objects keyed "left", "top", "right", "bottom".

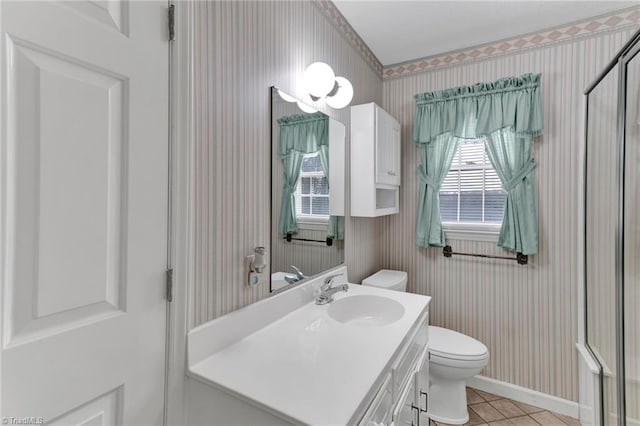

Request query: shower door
[
  {"left": 623, "top": 44, "right": 640, "bottom": 426},
  {"left": 585, "top": 60, "right": 620, "bottom": 426},
  {"left": 585, "top": 29, "right": 640, "bottom": 426}
]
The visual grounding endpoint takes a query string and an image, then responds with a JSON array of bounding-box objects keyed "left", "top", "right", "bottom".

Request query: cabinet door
[
  {"left": 389, "top": 119, "right": 401, "bottom": 185},
  {"left": 359, "top": 375, "right": 393, "bottom": 426},
  {"left": 416, "top": 347, "right": 430, "bottom": 425},
  {"left": 393, "top": 374, "right": 419, "bottom": 426},
  {"left": 375, "top": 108, "right": 401, "bottom": 186}
]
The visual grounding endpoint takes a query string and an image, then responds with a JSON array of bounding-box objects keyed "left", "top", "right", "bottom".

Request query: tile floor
[{"left": 429, "top": 388, "right": 582, "bottom": 426}]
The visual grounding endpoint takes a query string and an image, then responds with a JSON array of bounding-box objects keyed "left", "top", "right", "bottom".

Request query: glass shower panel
[
  {"left": 624, "top": 49, "right": 640, "bottom": 425},
  {"left": 586, "top": 64, "right": 619, "bottom": 425}
]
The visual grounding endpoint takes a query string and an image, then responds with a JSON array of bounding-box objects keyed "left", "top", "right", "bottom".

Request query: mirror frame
[{"left": 269, "top": 86, "right": 346, "bottom": 294}]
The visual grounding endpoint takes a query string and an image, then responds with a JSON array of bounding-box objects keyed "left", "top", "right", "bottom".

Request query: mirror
[{"left": 270, "top": 86, "right": 346, "bottom": 292}]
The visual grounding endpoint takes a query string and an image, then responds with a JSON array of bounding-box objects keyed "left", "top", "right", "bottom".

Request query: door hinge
[
  {"left": 166, "top": 268, "right": 173, "bottom": 302},
  {"left": 168, "top": 4, "right": 175, "bottom": 41}
]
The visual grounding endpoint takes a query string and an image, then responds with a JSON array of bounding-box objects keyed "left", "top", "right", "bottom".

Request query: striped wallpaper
[
  {"left": 380, "top": 26, "right": 638, "bottom": 402},
  {"left": 190, "top": 0, "right": 382, "bottom": 327}
]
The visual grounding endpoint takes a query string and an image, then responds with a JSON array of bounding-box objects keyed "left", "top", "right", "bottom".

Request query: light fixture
[
  {"left": 277, "top": 89, "right": 297, "bottom": 103},
  {"left": 303, "top": 62, "right": 335, "bottom": 98},
  {"left": 325, "top": 77, "right": 353, "bottom": 109},
  {"left": 303, "top": 62, "right": 353, "bottom": 109},
  {"left": 296, "top": 100, "right": 318, "bottom": 114}
]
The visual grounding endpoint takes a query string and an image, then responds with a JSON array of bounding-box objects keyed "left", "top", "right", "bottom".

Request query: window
[
  {"left": 439, "top": 139, "right": 505, "bottom": 239},
  {"left": 295, "top": 152, "right": 329, "bottom": 226}
]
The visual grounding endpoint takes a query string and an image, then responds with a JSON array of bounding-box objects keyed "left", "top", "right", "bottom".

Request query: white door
[{"left": 0, "top": 1, "right": 169, "bottom": 424}]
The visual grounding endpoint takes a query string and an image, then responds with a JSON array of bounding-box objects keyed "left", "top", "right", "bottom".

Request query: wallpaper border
[
  {"left": 313, "top": 0, "right": 384, "bottom": 75},
  {"left": 317, "top": 2, "right": 640, "bottom": 80},
  {"left": 382, "top": 7, "right": 640, "bottom": 79}
]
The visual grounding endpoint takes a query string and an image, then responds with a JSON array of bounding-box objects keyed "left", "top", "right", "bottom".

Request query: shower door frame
[{"left": 584, "top": 27, "right": 640, "bottom": 426}]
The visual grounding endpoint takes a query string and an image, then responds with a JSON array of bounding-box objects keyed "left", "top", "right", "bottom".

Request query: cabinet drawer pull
[
  {"left": 419, "top": 390, "right": 428, "bottom": 413},
  {"left": 411, "top": 404, "right": 420, "bottom": 426}
]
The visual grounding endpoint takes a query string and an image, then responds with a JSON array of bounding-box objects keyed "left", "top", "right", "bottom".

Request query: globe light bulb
[
  {"left": 297, "top": 100, "right": 317, "bottom": 113},
  {"left": 277, "top": 89, "right": 297, "bottom": 103},
  {"left": 303, "top": 62, "right": 336, "bottom": 98},
  {"left": 325, "top": 76, "right": 353, "bottom": 109}
]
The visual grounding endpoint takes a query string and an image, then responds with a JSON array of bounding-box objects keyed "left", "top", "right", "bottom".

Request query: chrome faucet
[
  {"left": 284, "top": 275, "right": 299, "bottom": 285},
  {"left": 290, "top": 265, "right": 305, "bottom": 280},
  {"left": 315, "top": 273, "right": 348, "bottom": 305}
]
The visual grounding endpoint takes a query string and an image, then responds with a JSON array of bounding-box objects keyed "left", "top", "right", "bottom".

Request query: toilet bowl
[
  {"left": 361, "top": 270, "right": 489, "bottom": 425},
  {"left": 428, "top": 326, "right": 489, "bottom": 424}
]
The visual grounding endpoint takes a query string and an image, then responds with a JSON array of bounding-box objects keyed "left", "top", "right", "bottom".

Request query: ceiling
[{"left": 333, "top": 1, "right": 639, "bottom": 65}]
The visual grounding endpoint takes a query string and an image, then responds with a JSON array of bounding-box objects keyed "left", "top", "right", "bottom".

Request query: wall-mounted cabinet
[{"left": 350, "top": 102, "right": 401, "bottom": 217}]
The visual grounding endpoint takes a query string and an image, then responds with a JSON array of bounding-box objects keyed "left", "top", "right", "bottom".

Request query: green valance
[
  {"left": 412, "top": 73, "right": 543, "bottom": 254},
  {"left": 277, "top": 112, "right": 328, "bottom": 157},
  {"left": 413, "top": 73, "right": 542, "bottom": 145}
]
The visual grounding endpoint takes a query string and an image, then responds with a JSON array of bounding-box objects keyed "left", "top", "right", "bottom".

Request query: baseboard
[{"left": 467, "top": 376, "right": 580, "bottom": 419}]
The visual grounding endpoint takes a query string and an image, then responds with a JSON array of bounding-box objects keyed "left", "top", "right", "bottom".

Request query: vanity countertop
[{"left": 187, "top": 273, "right": 430, "bottom": 425}]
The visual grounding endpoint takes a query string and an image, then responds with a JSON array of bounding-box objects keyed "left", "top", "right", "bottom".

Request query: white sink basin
[{"left": 327, "top": 295, "right": 405, "bottom": 326}]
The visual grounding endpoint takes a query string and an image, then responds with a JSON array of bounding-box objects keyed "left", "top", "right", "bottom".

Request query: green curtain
[
  {"left": 416, "top": 134, "right": 459, "bottom": 247},
  {"left": 277, "top": 112, "right": 329, "bottom": 236},
  {"left": 485, "top": 128, "right": 538, "bottom": 254},
  {"left": 277, "top": 112, "right": 328, "bottom": 157},
  {"left": 278, "top": 151, "right": 305, "bottom": 235},
  {"left": 317, "top": 144, "right": 344, "bottom": 240},
  {"left": 413, "top": 73, "right": 542, "bottom": 253}
]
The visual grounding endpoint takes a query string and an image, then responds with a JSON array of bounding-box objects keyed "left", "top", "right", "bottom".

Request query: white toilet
[
  {"left": 361, "top": 269, "right": 408, "bottom": 292},
  {"left": 362, "top": 270, "right": 489, "bottom": 425},
  {"left": 428, "top": 326, "right": 489, "bottom": 424}
]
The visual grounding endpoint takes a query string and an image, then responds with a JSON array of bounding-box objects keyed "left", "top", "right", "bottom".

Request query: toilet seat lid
[
  {"left": 429, "top": 326, "right": 488, "bottom": 360},
  {"left": 362, "top": 270, "right": 407, "bottom": 289}
]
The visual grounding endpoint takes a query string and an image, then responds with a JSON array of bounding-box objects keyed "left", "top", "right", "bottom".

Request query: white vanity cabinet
[
  {"left": 185, "top": 267, "right": 431, "bottom": 426},
  {"left": 351, "top": 102, "right": 401, "bottom": 217}
]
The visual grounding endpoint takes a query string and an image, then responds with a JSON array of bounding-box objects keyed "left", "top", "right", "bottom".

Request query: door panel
[
  {"left": 1, "top": 1, "right": 168, "bottom": 423},
  {"left": 6, "top": 37, "right": 126, "bottom": 345},
  {"left": 49, "top": 387, "right": 123, "bottom": 425},
  {"left": 63, "top": 1, "right": 129, "bottom": 35}
]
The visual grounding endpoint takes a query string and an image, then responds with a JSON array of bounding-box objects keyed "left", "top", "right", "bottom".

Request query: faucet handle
[
  {"left": 322, "top": 273, "right": 344, "bottom": 290},
  {"left": 290, "top": 265, "right": 305, "bottom": 279}
]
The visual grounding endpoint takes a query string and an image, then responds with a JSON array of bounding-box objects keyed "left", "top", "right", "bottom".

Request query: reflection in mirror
[{"left": 270, "top": 87, "right": 345, "bottom": 292}]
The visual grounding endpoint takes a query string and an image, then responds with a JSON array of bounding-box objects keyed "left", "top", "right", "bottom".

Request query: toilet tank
[{"left": 362, "top": 269, "right": 407, "bottom": 292}]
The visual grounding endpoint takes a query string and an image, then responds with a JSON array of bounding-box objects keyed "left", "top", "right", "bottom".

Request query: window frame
[
  {"left": 440, "top": 138, "right": 504, "bottom": 242},
  {"left": 294, "top": 153, "right": 330, "bottom": 230}
]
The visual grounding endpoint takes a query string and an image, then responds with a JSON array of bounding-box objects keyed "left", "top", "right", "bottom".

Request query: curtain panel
[
  {"left": 413, "top": 73, "right": 542, "bottom": 254},
  {"left": 317, "top": 145, "right": 345, "bottom": 240}
]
